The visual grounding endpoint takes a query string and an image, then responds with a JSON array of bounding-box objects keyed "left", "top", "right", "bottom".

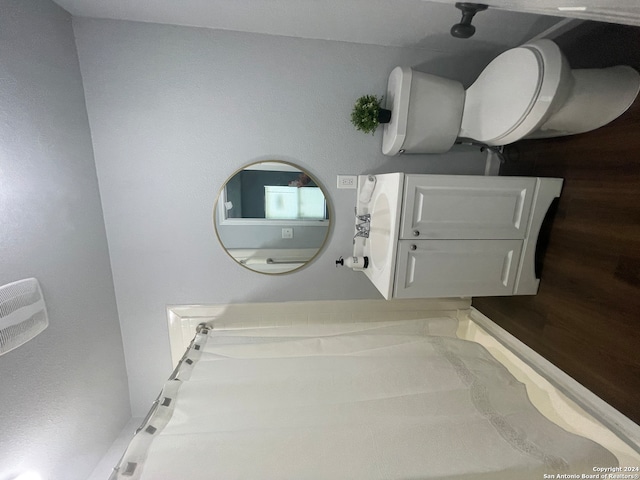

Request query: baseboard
[{"left": 525, "top": 18, "right": 585, "bottom": 44}]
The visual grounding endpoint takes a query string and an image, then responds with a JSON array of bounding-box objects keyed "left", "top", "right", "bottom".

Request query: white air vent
[{"left": 0, "top": 278, "right": 48, "bottom": 356}]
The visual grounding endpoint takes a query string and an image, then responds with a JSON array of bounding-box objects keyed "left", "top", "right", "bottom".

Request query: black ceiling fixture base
[{"left": 451, "top": 3, "right": 489, "bottom": 39}]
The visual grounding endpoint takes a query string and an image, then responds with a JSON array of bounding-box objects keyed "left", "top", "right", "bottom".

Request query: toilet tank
[{"left": 382, "top": 67, "right": 465, "bottom": 155}]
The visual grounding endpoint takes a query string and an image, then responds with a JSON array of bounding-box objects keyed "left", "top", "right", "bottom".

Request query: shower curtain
[{"left": 114, "top": 317, "right": 617, "bottom": 480}]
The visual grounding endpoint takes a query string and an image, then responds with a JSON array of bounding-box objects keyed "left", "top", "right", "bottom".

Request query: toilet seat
[{"left": 460, "top": 40, "right": 571, "bottom": 146}]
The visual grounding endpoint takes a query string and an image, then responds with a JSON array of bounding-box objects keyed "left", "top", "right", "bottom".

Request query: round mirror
[{"left": 214, "top": 161, "right": 331, "bottom": 274}]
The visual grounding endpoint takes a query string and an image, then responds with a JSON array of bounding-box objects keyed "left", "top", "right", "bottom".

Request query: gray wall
[
  {"left": 0, "top": 1, "right": 130, "bottom": 479},
  {"left": 72, "top": 18, "right": 517, "bottom": 416}
]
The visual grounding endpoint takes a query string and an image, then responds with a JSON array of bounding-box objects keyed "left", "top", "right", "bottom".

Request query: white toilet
[{"left": 382, "top": 39, "right": 640, "bottom": 155}]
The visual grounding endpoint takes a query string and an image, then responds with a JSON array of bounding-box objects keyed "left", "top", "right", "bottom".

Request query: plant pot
[{"left": 378, "top": 108, "right": 392, "bottom": 124}]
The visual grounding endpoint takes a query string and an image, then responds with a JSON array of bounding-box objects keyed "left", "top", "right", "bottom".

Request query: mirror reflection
[{"left": 214, "top": 161, "right": 330, "bottom": 274}]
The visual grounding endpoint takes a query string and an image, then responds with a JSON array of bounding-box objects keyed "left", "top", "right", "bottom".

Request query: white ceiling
[
  {"left": 428, "top": 0, "right": 640, "bottom": 27},
  {"left": 52, "top": 0, "right": 565, "bottom": 52}
]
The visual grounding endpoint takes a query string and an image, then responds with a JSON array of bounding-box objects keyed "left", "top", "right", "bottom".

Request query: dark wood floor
[{"left": 473, "top": 22, "right": 640, "bottom": 426}]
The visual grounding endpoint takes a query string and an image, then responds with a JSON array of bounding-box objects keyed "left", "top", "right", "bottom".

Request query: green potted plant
[{"left": 350, "top": 95, "right": 392, "bottom": 135}]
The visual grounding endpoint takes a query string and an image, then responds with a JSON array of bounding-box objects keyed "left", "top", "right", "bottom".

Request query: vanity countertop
[{"left": 354, "top": 173, "right": 404, "bottom": 299}]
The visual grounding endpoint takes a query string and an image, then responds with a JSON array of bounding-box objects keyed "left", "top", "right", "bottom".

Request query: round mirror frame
[{"left": 213, "top": 160, "right": 331, "bottom": 275}]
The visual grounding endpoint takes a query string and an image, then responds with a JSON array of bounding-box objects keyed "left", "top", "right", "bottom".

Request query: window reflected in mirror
[{"left": 214, "top": 161, "right": 331, "bottom": 274}]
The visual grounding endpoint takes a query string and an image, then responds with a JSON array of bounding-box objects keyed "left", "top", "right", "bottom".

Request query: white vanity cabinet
[
  {"left": 356, "top": 173, "right": 563, "bottom": 300},
  {"left": 400, "top": 175, "right": 536, "bottom": 240},
  {"left": 395, "top": 239, "right": 523, "bottom": 298}
]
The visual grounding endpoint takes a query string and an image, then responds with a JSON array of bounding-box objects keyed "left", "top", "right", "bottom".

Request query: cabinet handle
[
  {"left": 412, "top": 230, "right": 420, "bottom": 237},
  {"left": 409, "top": 244, "right": 417, "bottom": 251}
]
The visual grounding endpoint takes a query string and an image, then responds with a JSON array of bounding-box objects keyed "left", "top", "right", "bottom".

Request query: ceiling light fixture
[{"left": 557, "top": 6, "right": 588, "bottom": 11}]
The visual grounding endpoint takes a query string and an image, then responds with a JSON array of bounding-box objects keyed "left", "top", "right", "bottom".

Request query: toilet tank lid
[
  {"left": 382, "top": 66, "right": 412, "bottom": 155},
  {"left": 461, "top": 47, "right": 543, "bottom": 143}
]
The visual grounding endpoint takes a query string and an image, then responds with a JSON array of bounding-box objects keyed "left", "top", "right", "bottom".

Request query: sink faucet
[
  {"left": 353, "top": 211, "right": 371, "bottom": 241},
  {"left": 355, "top": 223, "right": 370, "bottom": 235}
]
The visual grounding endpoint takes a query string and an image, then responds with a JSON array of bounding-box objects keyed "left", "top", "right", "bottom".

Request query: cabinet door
[
  {"left": 394, "top": 240, "right": 522, "bottom": 298},
  {"left": 401, "top": 175, "right": 536, "bottom": 240}
]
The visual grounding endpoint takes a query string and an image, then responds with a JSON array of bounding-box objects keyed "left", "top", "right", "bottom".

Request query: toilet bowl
[{"left": 382, "top": 39, "right": 640, "bottom": 155}]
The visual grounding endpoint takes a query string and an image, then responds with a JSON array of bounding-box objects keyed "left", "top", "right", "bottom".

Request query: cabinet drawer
[
  {"left": 394, "top": 239, "right": 523, "bottom": 298},
  {"left": 401, "top": 175, "right": 536, "bottom": 240}
]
